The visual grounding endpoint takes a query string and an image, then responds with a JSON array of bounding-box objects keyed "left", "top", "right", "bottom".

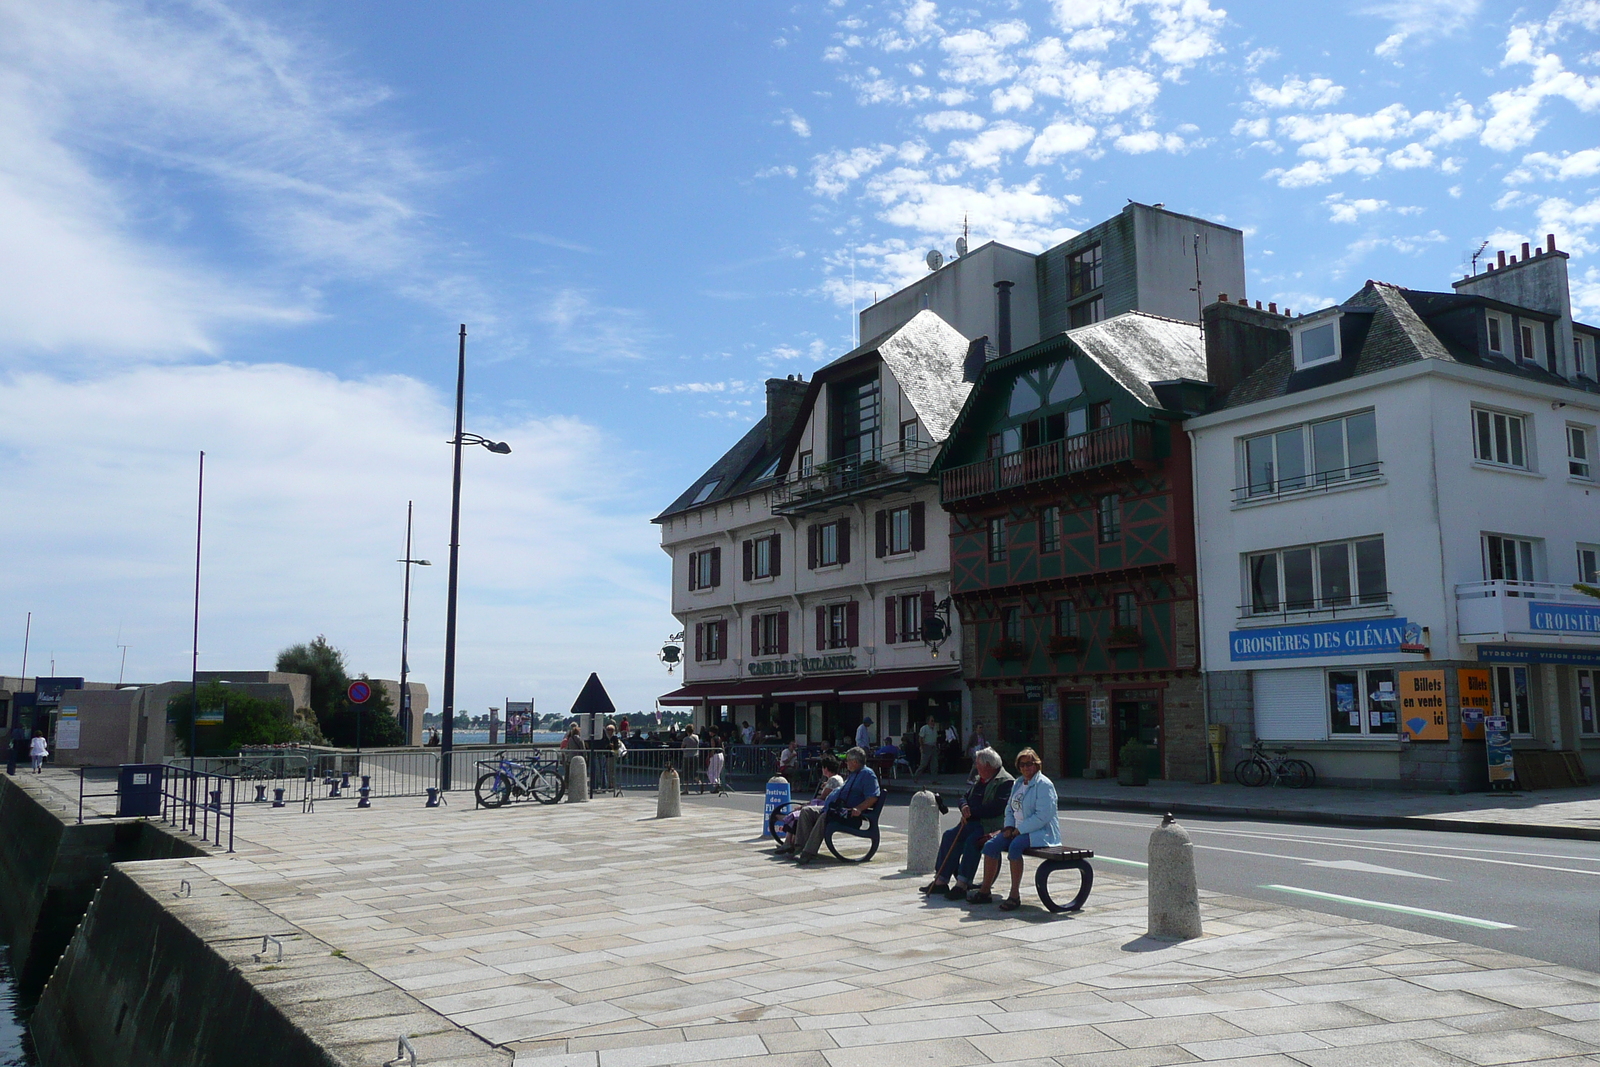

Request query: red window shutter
[
  {"left": 808, "top": 525, "right": 818, "bottom": 569},
  {"left": 777, "top": 610, "right": 789, "bottom": 653},
  {"left": 694, "top": 622, "right": 703, "bottom": 662},
  {"left": 875, "top": 510, "right": 888, "bottom": 558},
  {"left": 921, "top": 591, "right": 937, "bottom": 639},
  {"left": 742, "top": 540, "right": 753, "bottom": 582},
  {"left": 751, "top": 615, "right": 761, "bottom": 656},
  {"left": 885, "top": 597, "right": 898, "bottom": 645},
  {"left": 838, "top": 517, "right": 851, "bottom": 564},
  {"left": 911, "top": 502, "right": 926, "bottom": 551},
  {"left": 717, "top": 620, "right": 728, "bottom": 660},
  {"left": 710, "top": 547, "right": 721, "bottom": 587},
  {"left": 688, "top": 551, "right": 698, "bottom": 591},
  {"left": 770, "top": 534, "right": 782, "bottom": 577},
  {"left": 846, "top": 600, "right": 859, "bottom": 647},
  {"left": 816, "top": 606, "right": 826, "bottom": 648}
]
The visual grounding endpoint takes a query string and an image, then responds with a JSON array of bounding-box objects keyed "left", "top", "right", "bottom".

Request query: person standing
[
  {"left": 29, "top": 731, "right": 48, "bottom": 774},
  {"left": 854, "top": 717, "right": 873, "bottom": 751},
  {"left": 917, "top": 717, "right": 939, "bottom": 779}
]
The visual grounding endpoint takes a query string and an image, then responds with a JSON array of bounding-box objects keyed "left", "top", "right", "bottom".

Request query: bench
[
  {"left": 1022, "top": 846, "right": 1095, "bottom": 913},
  {"left": 765, "top": 800, "right": 882, "bottom": 863}
]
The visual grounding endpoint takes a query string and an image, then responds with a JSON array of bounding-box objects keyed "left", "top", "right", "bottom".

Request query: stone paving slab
[{"left": 59, "top": 781, "right": 1588, "bottom": 1067}]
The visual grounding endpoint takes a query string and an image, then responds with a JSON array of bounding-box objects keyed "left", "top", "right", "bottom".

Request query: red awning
[
  {"left": 835, "top": 668, "right": 962, "bottom": 703},
  {"left": 656, "top": 681, "right": 773, "bottom": 706}
]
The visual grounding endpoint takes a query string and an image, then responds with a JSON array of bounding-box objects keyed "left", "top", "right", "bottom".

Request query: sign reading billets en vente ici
[
  {"left": 1229, "top": 619, "right": 1419, "bottom": 662},
  {"left": 747, "top": 655, "right": 858, "bottom": 676}
]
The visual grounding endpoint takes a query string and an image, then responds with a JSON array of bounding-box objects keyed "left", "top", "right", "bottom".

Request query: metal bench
[{"left": 1022, "top": 846, "right": 1095, "bottom": 913}]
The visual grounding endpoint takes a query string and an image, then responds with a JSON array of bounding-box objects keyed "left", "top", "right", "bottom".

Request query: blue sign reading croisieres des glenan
[
  {"left": 1229, "top": 618, "right": 1415, "bottom": 662},
  {"left": 1529, "top": 601, "right": 1600, "bottom": 633}
]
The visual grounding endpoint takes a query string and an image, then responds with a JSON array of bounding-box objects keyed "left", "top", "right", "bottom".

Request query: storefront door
[
  {"left": 1061, "top": 695, "right": 1088, "bottom": 778},
  {"left": 1112, "top": 690, "right": 1162, "bottom": 778},
  {"left": 1000, "top": 698, "right": 1040, "bottom": 765}
]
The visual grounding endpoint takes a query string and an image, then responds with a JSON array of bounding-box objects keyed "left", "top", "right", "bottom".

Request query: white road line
[
  {"left": 1261, "top": 884, "right": 1517, "bottom": 930},
  {"left": 1189, "top": 843, "right": 1446, "bottom": 880}
]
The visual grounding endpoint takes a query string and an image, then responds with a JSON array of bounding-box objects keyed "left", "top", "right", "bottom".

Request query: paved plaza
[{"left": 17, "top": 771, "right": 1588, "bottom": 1067}]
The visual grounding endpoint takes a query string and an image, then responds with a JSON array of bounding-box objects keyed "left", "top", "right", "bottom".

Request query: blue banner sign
[
  {"left": 1479, "top": 645, "right": 1600, "bottom": 666},
  {"left": 1229, "top": 618, "right": 1415, "bottom": 662},
  {"left": 1529, "top": 601, "right": 1600, "bottom": 634}
]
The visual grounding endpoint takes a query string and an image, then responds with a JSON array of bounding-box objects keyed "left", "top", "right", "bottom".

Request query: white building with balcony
[
  {"left": 654, "top": 312, "right": 975, "bottom": 748},
  {"left": 1189, "top": 236, "right": 1600, "bottom": 790}
]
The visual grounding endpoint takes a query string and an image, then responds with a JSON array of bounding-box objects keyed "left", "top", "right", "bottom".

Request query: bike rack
[
  {"left": 391, "top": 1034, "right": 417, "bottom": 1067},
  {"left": 253, "top": 934, "right": 285, "bottom": 963}
]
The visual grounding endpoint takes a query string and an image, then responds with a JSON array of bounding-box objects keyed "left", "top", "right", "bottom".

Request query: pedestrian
[
  {"left": 917, "top": 716, "right": 939, "bottom": 779},
  {"left": 741, "top": 720, "right": 755, "bottom": 745},
  {"left": 29, "top": 731, "right": 48, "bottom": 774},
  {"left": 855, "top": 717, "right": 873, "bottom": 751}
]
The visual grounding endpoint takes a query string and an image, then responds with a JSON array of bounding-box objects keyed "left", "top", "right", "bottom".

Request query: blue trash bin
[{"left": 117, "top": 764, "right": 164, "bottom": 817}]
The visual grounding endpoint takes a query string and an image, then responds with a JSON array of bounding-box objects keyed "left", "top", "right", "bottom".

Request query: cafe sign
[{"left": 748, "top": 654, "right": 857, "bottom": 677}]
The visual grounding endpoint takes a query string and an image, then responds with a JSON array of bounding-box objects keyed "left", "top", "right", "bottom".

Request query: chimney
[
  {"left": 1202, "top": 301, "right": 1292, "bottom": 404},
  {"left": 994, "top": 281, "right": 1014, "bottom": 356},
  {"left": 765, "top": 377, "right": 809, "bottom": 449},
  {"left": 1455, "top": 234, "right": 1574, "bottom": 376},
  {"left": 963, "top": 336, "right": 994, "bottom": 383},
  {"left": 1498, "top": 250, "right": 1507, "bottom": 268}
]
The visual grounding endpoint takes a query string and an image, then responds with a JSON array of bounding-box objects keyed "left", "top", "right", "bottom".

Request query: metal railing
[
  {"left": 772, "top": 444, "right": 938, "bottom": 512},
  {"left": 1232, "top": 461, "right": 1383, "bottom": 504},
  {"left": 940, "top": 423, "right": 1153, "bottom": 504},
  {"left": 1237, "top": 592, "right": 1394, "bottom": 623},
  {"left": 1455, "top": 579, "right": 1596, "bottom": 603},
  {"left": 161, "top": 767, "right": 236, "bottom": 852},
  {"left": 75, "top": 766, "right": 122, "bottom": 824}
]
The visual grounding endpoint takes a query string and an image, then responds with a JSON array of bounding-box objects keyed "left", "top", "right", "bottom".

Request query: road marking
[
  {"left": 1261, "top": 885, "right": 1517, "bottom": 930},
  {"left": 1095, "top": 855, "right": 1148, "bottom": 868},
  {"left": 1301, "top": 858, "right": 1446, "bottom": 880}
]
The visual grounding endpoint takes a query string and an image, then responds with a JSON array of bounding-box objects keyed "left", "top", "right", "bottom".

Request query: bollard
[
  {"left": 272, "top": 788, "right": 285, "bottom": 808},
  {"left": 763, "top": 776, "right": 791, "bottom": 837},
  {"left": 566, "top": 756, "right": 589, "bottom": 803},
  {"left": 657, "top": 768, "right": 682, "bottom": 818},
  {"left": 328, "top": 781, "right": 342, "bottom": 798},
  {"left": 208, "top": 790, "right": 222, "bottom": 812},
  {"left": 1147, "top": 812, "right": 1202, "bottom": 940},
  {"left": 905, "top": 790, "right": 940, "bottom": 875},
  {"left": 425, "top": 787, "right": 441, "bottom": 808},
  {"left": 253, "top": 784, "right": 267, "bottom": 803},
  {"left": 361, "top": 774, "right": 371, "bottom": 790},
  {"left": 340, "top": 771, "right": 351, "bottom": 789},
  {"left": 357, "top": 785, "right": 371, "bottom": 809}
]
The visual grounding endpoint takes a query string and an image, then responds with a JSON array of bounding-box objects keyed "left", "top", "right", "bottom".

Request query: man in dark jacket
[{"left": 919, "top": 747, "right": 1013, "bottom": 899}]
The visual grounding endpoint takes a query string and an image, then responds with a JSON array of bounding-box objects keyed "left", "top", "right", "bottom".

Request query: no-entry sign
[{"left": 347, "top": 681, "right": 371, "bottom": 704}]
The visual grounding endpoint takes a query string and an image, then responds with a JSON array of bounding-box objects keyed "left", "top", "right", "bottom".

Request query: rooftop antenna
[
  {"left": 117, "top": 644, "right": 131, "bottom": 685},
  {"left": 850, "top": 250, "right": 858, "bottom": 347},
  {"left": 1469, "top": 239, "right": 1489, "bottom": 275},
  {"left": 1190, "top": 233, "right": 1204, "bottom": 334}
]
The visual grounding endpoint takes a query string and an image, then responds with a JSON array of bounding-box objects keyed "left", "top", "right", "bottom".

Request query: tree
[
  {"left": 276, "top": 635, "right": 349, "bottom": 717},
  {"left": 170, "top": 683, "right": 293, "bottom": 756},
  {"left": 317, "top": 674, "right": 405, "bottom": 748}
]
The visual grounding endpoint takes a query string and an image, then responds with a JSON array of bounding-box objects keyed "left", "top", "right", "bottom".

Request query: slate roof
[
  {"left": 653, "top": 416, "right": 778, "bottom": 522},
  {"left": 1064, "top": 312, "right": 1207, "bottom": 407}
]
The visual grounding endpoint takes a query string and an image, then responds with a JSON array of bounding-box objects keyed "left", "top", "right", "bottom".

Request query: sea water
[{"left": 0, "top": 953, "right": 35, "bottom": 1066}]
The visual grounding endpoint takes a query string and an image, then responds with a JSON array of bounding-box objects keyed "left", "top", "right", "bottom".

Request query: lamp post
[
  {"left": 398, "top": 501, "right": 431, "bottom": 745},
  {"left": 439, "top": 325, "right": 511, "bottom": 792}
]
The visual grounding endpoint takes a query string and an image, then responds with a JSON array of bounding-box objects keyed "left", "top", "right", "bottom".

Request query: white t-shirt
[
  {"left": 855, "top": 723, "right": 871, "bottom": 748},
  {"left": 29, "top": 737, "right": 47, "bottom": 758},
  {"left": 741, "top": 726, "right": 755, "bottom": 744}
]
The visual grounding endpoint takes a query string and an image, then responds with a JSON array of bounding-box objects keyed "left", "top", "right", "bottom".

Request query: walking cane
[{"left": 926, "top": 806, "right": 969, "bottom": 889}]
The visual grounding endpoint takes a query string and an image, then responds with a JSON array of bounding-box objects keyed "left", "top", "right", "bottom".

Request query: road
[{"left": 686, "top": 789, "right": 1600, "bottom": 973}]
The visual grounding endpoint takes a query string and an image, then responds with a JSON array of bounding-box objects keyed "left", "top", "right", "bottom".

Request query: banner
[
  {"left": 1398, "top": 670, "right": 1447, "bottom": 741},
  {"left": 1457, "top": 668, "right": 1491, "bottom": 741},
  {"left": 1229, "top": 618, "right": 1417, "bottom": 662},
  {"left": 1485, "top": 715, "right": 1515, "bottom": 784}
]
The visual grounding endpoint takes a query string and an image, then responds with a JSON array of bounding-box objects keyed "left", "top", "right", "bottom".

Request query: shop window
[
  {"left": 1039, "top": 506, "right": 1060, "bottom": 552},
  {"left": 1493, "top": 665, "right": 1533, "bottom": 736},
  {"left": 1327, "top": 668, "right": 1397, "bottom": 736},
  {"left": 1580, "top": 670, "right": 1597, "bottom": 737},
  {"left": 1001, "top": 701, "right": 1041, "bottom": 751}
]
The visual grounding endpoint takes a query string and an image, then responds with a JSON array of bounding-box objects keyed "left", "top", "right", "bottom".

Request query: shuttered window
[
  {"left": 1252, "top": 668, "right": 1326, "bottom": 741},
  {"left": 689, "top": 548, "right": 721, "bottom": 589},
  {"left": 742, "top": 534, "right": 780, "bottom": 580}
]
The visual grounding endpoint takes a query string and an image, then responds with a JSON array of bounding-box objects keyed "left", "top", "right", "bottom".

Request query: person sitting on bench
[
  {"left": 920, "top": 746, "right": 1013, "bottom": 900},
  {"left": 967, "top": 748, "right": 1059, "bottom": 911},
  {"left": 792, "top": 747, "right": 879, "bottom": 865}
]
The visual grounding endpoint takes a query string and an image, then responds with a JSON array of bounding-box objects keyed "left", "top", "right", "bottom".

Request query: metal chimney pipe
[{"left": 995, "top": 280, "right": 1013, "bottom": 357}]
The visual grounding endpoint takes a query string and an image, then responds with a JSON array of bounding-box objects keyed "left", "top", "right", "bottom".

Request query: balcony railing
[
  {"left": 1232, "top": 462, "right": 1383, "bottom": 504},
  {"left": 771, "top": 443, "right": 937, "bottom": 514},
  {"left": 941, "top": 422, "right": 1154, "bottom": 505},
  {"left": 1237, "top": 592, "right": 1393, "bottom": 623}
]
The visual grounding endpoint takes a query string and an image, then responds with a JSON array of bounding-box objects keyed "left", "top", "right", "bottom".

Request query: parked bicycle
[
  {"left": 1233, "top": 740, "right": 1316, "bottom": 789},
  {"left": 475, "top": 751, "right": 565, "bottom": 808}
]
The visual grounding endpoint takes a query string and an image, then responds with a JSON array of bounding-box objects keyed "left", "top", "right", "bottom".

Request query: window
[
  {"left": 890, "top": 507, "right": 912, "bottom": 554},
  {"left": 1328, "top": 668, "right": 1397, "bottom": 736},
  {"left": 690, "top": 480, "right": 720, "bottom": 505},
  {"left": 1294, "top": 318, "right": 1341, "bottom": 369},
  {"left": 1483, "top": 534, "right": 1539, "bottom": 583},
  {"left": 899, "top": 419, "right": 920, "bottom": 451},
  {"left": 808, "top": 518, "right": 850, "bottom": 568},
  {"left": 799, "top": 450, "right": 813, "bottom": 477},
  {"left": 1055, "top": 599, "right": 1078, "bottom": 637},
  {"left": 1002, "top": 606, "right": 1023, "bottom": 642},
  {"left": 688, "top": 547, "right": 721, "bottom": 591},
  {"left": 695, "top": 620, "right": 727, "bottom": 661},
  {"left": 1577, "top": 335, "right": 1594, "bottom": 378},
  {"left": 1473, "top": 408, "right": 1527, "bottom": 469},
  {"left": 987, "top": 517, "right": 1006, "bottom": 562},
  {"left": 834, "top": 374, "right": 881, "bottom": 461},
  {"left": 1114, "top": 592, "right": 1138, "bottom": 629},
  {"left": 1243, "top": 411, "right": 1378, "bottom": 498},
  {"left": 1069, "top": 298, "right": 1104, "bottom": 328},
  {"left": 1091, "top": 401, "right": 1113, "bottom": 430},
  {"left": 897, "top": 595, "right": 922, "bottom": 642},
  {"left": 743, "top": 534, "right": 780, "bottom": 581},
  {"left": 1247, "top": 537, "right": 1387, "bottom": 615},
  {"left": 1569, "top": 426, "right": 1592, "bottom": 479},
  {"left": 1579, "top": 544, "right": 1599, "bottom": 585},
  {"left": 1493, "top": 665, "right": 1532, "bottom": 735},
  {"left": 1097, "top": 494, "right": 1121, "bottom": 543},
  {"left": 1068, "top": 243, "right": 1102, "bottom": 296},
  {"left": 820, "top": 602, "right": 858, "bottom": 649},
  {"left": 1580, "top": 669, "right": 1597, "bottom": 736},
  {"left": 876, "top": 503, "right": 925, "bottom": 557},
  {"left": 1519, "top": 323, "right": 1536, "bottom": 364},
  {"left": 1487, "top": 315, "right": 1503, "bottom": 354},
  {"left": 987, "top": 433, "right": 1004, "bottom": 458},
  {"left": 1039, "top": 506, "right": 1060, "bottom": 553},
  {"left": 750, "top": 612, "right": 788, "bottom": 656}
]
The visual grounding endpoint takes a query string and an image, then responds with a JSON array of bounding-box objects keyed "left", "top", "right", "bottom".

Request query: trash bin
[{"left": 117, "top": 764, "right": 164, "bottom": 817}]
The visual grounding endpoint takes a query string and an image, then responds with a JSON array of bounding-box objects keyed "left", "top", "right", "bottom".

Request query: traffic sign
[{"left": 347, "top": 681, "right": 371, "bottom": 704}]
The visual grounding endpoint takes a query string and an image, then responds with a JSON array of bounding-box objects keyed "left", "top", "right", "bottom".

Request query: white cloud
[
  {"left": 1260, "top": 102, "right": 1478, "bottom": 186},
  {"left": 939, "top": 22, "right": 1030, "bottom": 85},
  {"left": 1482, "top": 13, "right": 1600, "bottom": 151},
  {"left": 0, "top": 363, "right": 669, "bottom": 720},
  {"left": 1249, "top": 76, "right": 1346, "bottom": 110},
  {"left": 1362, "top": 0, "right": 1484, "bottom": 59},
  {"left": 1144, "top": 0, "right": 1228, "bottom": 70},
  {"left": 1114, "top": 129, "right": 1186, "bottom": 153},
  {"left": 1506, "top": 147, "right": 1600, "bottom": 184},
  {"left": 755, "top": 164, "right": 799, "bottom": 179},
  {"left": 536, "top": 289, "right": 656, "bottom": 361},
  {"left": 783, "top": 109, "right": 812, "bottom": 137},
  {"left": 1026, "top": 122, "right": 1099, "bottom": 164},
  {"left": 1324, "top": 194, "right": 1389, "bottom": 223},
  {"left": 920, "top": 109, "right": 987, "bottom": 131},
  {"left": 947, "top": 121, "right": 1035, "bottom": 168},
  {"left": 1534, "top": 192, "right": 1600, "bottom": 255},
  {"left": 810, "top": 144, "right": 894, "bottom": 196}
]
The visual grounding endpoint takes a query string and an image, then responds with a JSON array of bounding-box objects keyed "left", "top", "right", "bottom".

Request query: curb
[{"left": 880, "top": 779, "right": 1600, "bottom": 843}]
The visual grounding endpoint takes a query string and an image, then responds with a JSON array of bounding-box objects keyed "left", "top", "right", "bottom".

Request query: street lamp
[
  {"left": 398, "top": 500, "right": 431, "bottom": 744},
  {"left": 440, "top": 324, "right": 511, "bottom": 792}
]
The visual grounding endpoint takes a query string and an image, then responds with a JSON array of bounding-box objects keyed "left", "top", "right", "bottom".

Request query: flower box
[
  {"left": 989, "top": 639, "right": 1027, "bottom": 662},
  {"left": 1047, "top": 635, "right": 1082, "bottom": 654},
  {"left": 1107, "top": 626, "right": 1142, "bottom": 650}
]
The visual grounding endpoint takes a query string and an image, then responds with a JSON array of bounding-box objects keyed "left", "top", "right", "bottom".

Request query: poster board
[
  {"left": 1457, "top": 668, "right": 1491, "bottom": 741},
  {"left": 1398, "top": 670, "right": 1447, "bottom": 741},
  {"left": 55, "top": 707, "right": 80, "bottom": 750},
  {"left": 1485, "top": 715, "right": 1515, "bottom": 783}
]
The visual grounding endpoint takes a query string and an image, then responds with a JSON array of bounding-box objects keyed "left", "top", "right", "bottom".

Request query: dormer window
[
  {"left": 1293, "top": 313, "right": 1341, "bottom": 370},
  {"left": 690, "top": 479, "right": 720, "bottom": 505},
  {"left": 1487, "top": 315, "right": 1503, "bottom": 354}
]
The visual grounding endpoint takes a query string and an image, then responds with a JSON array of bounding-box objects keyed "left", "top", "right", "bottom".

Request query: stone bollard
[
  {"left": 1147, "top": 812, "right": 1202, "bottom": 940},
  {"left": 657, "top": 768, "right": 683, "bottom": 818},
  {"left": 906, "top": 791, "right": 940, "bottom": 875},
  {"left": 566, "top": 755, "right": 590, "bottom": 803}
]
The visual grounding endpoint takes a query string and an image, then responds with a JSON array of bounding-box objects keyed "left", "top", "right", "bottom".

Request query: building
[
  {"left": 1189, "top": 235, "right": 1600, "bottom": 790},
  {"left": 655, "top": 313, "right": 974, "bottom": 746},
  {"left": 934, "top": 312, "right": 1212, "bottom": 782}
]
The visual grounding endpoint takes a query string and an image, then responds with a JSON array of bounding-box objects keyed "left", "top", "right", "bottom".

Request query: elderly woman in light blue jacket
[{"left": 967, "top": 748, "right": 1060, "bottom": 911}]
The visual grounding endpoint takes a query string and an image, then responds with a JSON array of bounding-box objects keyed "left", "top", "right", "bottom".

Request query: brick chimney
[
  {"left": 1455, "top": 234, "right": 1574, "bottom": 377},
  {"left": 765, "top": 376, "right": 809, "bottom": 448},
  {"left": 1202, "top": 300, "right": 1291, "bottom": 403}
]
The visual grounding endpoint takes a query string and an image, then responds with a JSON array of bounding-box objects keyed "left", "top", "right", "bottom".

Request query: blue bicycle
[{"left": 475, "top": 752, "right": 565, "bottom": 808}]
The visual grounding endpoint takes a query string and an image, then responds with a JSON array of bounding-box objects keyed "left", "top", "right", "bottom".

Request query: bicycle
[
  {"left": 475, "top": 751, "right": 565, "bottom": 808},
  {"left": 1233, "top": 740, "right": 1316, "bottom": 789}
]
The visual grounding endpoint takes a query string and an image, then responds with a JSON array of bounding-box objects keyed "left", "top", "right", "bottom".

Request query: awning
[
  {"left": 771, "top": 683, "right": 840, "bottom": 699},
  {"left": 656, "top": 681, "right": 773, "bottom": 707},
  {"left": 835, "top": 668, "right": 962, "bottom": 703}
]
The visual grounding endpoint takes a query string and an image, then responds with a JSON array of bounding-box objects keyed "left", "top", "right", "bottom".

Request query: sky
[{"left": 2, "top": 0, "right": 1599, "bottom": 720}]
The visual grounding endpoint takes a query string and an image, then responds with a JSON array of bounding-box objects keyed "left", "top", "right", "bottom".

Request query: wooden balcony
[
  {"left": 940, "top": 422, "right": 1155, "bottom": 507},
  {"left": 770, "top": 444, "right": 937, "bottom": 516}
]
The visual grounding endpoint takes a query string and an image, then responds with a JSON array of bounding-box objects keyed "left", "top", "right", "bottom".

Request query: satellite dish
[
  {"left": 926, "top": 249, "right": 944, "bottom": 271},
  {"left": 955, "top": 236, "right": 968, "bottom": 257}
]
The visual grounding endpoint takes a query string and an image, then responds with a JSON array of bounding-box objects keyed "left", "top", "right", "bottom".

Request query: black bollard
[
  {"left": 208, "top": 789, "right": 222, "bottom": 812},
  {"left": 272, "top": 788, "right": 285, "bottom": 808},
  {"left": 357, "top": 785, "right": 371, "bottom": 809},
  {"left": 254, "top": 784, "right": 267, "bottom": 803},
  {"left": 340, "top": 771, "right": 351, "bottom": 789},
  {"left": 426, "top": 787, "right": 440, "bottom": 808},
  {"left": 361, "top": 774, "right": 371, "bottom": 791},
  {"left": 329, "top": 781, "right": 341, "bottom": 798}
]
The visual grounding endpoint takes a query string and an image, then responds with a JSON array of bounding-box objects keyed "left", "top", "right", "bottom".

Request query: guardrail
[{"left": 161, "top": 767, "right": 236, "bottom": 852}]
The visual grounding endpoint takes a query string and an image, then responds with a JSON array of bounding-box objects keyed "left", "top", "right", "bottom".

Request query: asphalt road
[{"left": 685, "top": 789, "right": 1600, "bottom": 973}]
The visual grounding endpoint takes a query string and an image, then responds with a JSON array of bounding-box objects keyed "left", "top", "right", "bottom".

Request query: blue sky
[{"left": 2, "top": 0, "right": 1598, "bottom": 719}]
